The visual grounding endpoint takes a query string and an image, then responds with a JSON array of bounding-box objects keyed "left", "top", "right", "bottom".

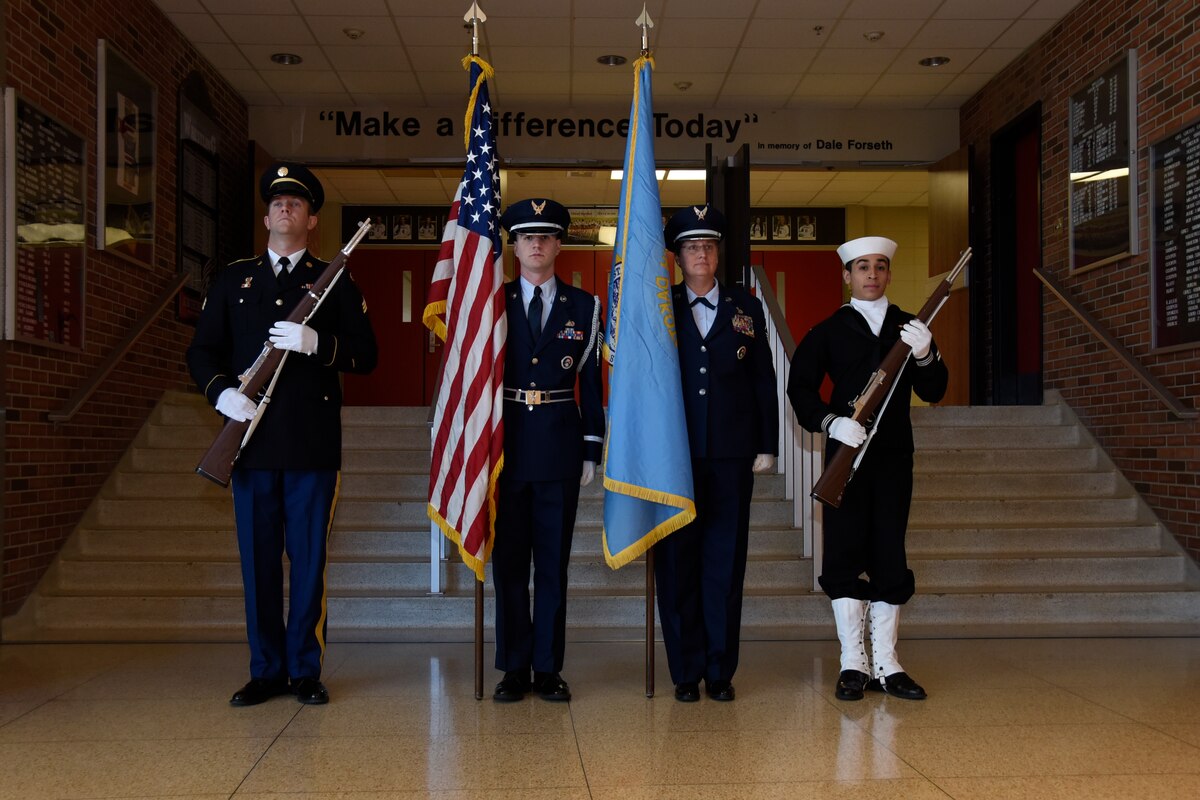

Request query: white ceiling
[{"left": 154, "top": 0, "right": 1083, "bottom": 207}]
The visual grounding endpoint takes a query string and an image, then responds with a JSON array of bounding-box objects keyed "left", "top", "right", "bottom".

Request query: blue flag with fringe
[{"left": 601, "top": 56, "right": 695, "bottom": 569}]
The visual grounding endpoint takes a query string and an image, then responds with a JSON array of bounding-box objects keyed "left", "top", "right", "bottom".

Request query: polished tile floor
[{"left": 2, "top": 637, "right": 1200, "bottom": 798}]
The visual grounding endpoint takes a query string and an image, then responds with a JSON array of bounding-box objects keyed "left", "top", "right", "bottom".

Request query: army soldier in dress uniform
[
  {"left": 657, "top": 204, "right": 779, "bottom": 703},
  {"left": 491, "top": 198, "right": 605, "bottom": 703},
  {"left": 187, "top": 163, "right": 377, "bottom": 707},
  {"left": 787, "top": 236, "right": 946, "bottom": 702}
]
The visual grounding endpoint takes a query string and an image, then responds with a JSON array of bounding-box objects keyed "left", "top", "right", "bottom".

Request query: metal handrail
[
  {"left": 48, "top": 270, "right": 191, "bottom": 423},
  {"left": 1035, "top": 269, "right": 1197, "bottom": 420},
  {"left": 748, "top": 265, "right": 822, "bottom": 582}
]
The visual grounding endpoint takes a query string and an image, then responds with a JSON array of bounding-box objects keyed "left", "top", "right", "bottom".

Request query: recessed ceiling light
[
  {"left": 863, "top": 30, "right": 885, "bottom": 42},
  {"left": 343, "top": 28, "right": 365, "bottom": 41},
  {"left": 597, "top": 54, "right": 627, "bottom": 66},
  {"left": 270, "top": 52, "right": 303, "bottom": 66},
  {"left": 674, "top": 81, "right": 692, "bottom": 91},
  {"left": 919, "top": 56, "right": 951, "bottom": 67},
  {"left": 666, "top": 169, "right": 706, "bottom": 181}
]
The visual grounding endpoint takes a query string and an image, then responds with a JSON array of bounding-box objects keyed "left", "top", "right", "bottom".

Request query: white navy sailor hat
[
  {"left": 664, "top": 204, "right": 726, "bottom": 251},
  {"left": 500, "top": 198, "right": 571, "bottom": 242},
  {"left": 837, "top": 236, "right": 897, "bottom": 265}
]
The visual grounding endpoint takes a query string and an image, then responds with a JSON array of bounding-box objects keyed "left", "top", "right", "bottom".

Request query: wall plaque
[{"left": 1068, "top": 51, "right": 1138, "bottom": 273}]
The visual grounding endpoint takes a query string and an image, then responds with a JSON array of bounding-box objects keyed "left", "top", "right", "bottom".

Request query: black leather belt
[{"left": 503, "top": 388, "right": 575, "bottom": 405}]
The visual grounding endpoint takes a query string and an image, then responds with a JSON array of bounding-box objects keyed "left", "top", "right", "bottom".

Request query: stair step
[
  {"left": 913, "top": 425, "right": 1080, "bottom": 449},
  {"left": 905, "top": 525, "right": 1164, "bottom": 555},
  {"left": 910, "top": 554, "right": 1187, "bottom": 588},
  {"left": 912, "top": 404, "right": 1065, "bottom": 427},
  {"left": 913, "top": 471, "right": 1120, "bottom": 499},
  {"left": 915, "top": 448, "right": 1099, "bottom": 473},
  {"left": 908, "top": 497, "right": 1141, "bottom": 526}
]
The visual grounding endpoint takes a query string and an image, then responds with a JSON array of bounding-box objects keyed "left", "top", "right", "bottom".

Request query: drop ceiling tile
[
  {"left": 730, "top": 47, "right": 818, "bottom": 74},
  {"left": 488, "top": 46, "right": 570, "bottom": 72},
  {"left": 993, "top": 18, "right": 1057, "bottom": 48},
  {"left": 340, "top": 71, "right": 421, "bottom": 93},
  {"left": 217, "top": 14, "right": 317, "bottom": 45},
  {"left": 910, "top": 19, "right": 1012, "bottom": 48},
  {"left": 742, "top": 17, "right": 834, "bottom": 48},
  {"left": 824, "top": 19, "right": 923, "bottom": 48},
  {"left": 194, "top": 42, "right": 253, "bottom": 70},
  {"left": 935, "top": 0, "right": 1033, "bottom": 18},
  {"left": 842, "top": 0, "right": 941, "bottom": 18},
  {"left": 324, "top": 46, "right": 412, "bottom": 72},
  {"left": 651, "top": 47, "right": 736, "bottom": 73},
  {"left": 309, "top": 17, "right": 403, "bottom": 45},
  {"left": 809, "top": 48, "right": 901, "bottom": 74},
  {"left": 238, "top": 44, "right": 332, "bottom": 70},
  {"left": 167, "top": 13, "right": 228, "bottom": 43}
]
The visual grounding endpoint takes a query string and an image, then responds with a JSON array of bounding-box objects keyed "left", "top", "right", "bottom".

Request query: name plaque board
[
  {"left": 1150, "top": 118, "right": 1200, "bottom": 351},
  {"left": 10, "top": 95, "right": 86, "bottom": 348},
  {"left": 1068, "top": 51, "right": 1138, "bottom": 273}
]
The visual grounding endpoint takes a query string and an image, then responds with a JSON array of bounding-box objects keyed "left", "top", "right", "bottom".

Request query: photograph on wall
[
  {"left": 566, "top": 207, "right": 618, "bottom": 245},
  {"left": 417, "top": 215, "right": 439, "bottom": 241},
  {"left": 96, "top": 40, "right": 156, "bottom": 268},
  {"left": 392, "top": 214, "right": 413, "bottom": 242},
  {"left": 797, "top": 214, "right": 817, "bottom": 241},
  {"left": 771, "top": 214, "right": 793, "bottom": 242},
  {"left": 750, "top": 215, "right": 767, "bottom": 241}
]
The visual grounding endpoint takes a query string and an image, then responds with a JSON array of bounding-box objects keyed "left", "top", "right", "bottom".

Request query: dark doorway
[{"left": 990, "top": 104, "right": 1043, "bottom": 404}]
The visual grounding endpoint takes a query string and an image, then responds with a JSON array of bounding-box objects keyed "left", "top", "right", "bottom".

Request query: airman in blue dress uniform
[
  {"left": 787, "top": 235, "right": 947, "bottom": 702},
  {"left": 491, "top": 198, "right": 605, "bottom": 703},
  {"left": 658, "top": 204, "right": 779, "bottom": 703},
  {"left": 187, "top": 163, "right": 377, "bottom": 707}
]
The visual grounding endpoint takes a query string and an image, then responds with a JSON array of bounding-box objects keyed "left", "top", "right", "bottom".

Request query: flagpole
[
  {"left": 464, "top": 0, "right": 488, "bottom": 702},
  {"left": 636, "top": 3, "right": 656, "bottom": 701}
]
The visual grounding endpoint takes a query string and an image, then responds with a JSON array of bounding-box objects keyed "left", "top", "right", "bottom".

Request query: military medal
[{"left": 732, "top": 313, "right": 755, "bottom": 337}]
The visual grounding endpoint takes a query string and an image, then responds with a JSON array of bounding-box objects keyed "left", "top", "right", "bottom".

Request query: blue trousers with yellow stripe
[{"left": 232, "top": 469, "right": 339, "bottom": 682}]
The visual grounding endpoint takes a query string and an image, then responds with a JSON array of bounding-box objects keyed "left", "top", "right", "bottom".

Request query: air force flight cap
[
  {"left": 500, "top": 198, "right": 571, "bottom": 241},
  {"left": 837, "top": 236, "right": 897, "bottom": 265},
  {"left": 664, "top": 204, "right": 726, "bottom": 251},
  {"left": 260, "top": 162, "right": 325, "bottom": 213}
]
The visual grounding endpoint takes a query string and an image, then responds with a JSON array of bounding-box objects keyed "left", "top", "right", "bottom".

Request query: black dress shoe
[
  {"left": 868, "top": 671, "right": 927, "bottom": 700},
  {"left": 230, "top": 678, "right": 290, "bottom": 707},
  {"left": 835, "top": 669, "right": 870, "bottom": 701},
  {"left": 493, "top": 671, "right": 531, "bottom": 703},
  {"left": 533, "top": 671, "right": 571, "bottom": 702},
  {"left": 674, "top": 682, "right": 700, "bottom": 702},
  {"left": 292, "top": 677, "right": 330, "bottom": 705},
  {"left": 706, "top": 679, "right": 735, "bottom": 702}
]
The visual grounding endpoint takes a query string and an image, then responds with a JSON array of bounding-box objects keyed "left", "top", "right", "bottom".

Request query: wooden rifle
[
  {"left": 810, "top": 248, "right": 972, "bottom": 508},
  {"left": 195, "top": 219, "right": 372, "bottom": 487}
]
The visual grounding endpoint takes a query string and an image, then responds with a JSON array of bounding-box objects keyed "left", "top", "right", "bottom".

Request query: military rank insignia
[{"left": 732, "top": 314, "right": 755, "bottom": 337}]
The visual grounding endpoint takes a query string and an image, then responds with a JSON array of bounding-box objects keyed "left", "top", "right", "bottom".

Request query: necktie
[
  {"left": 529, "top": 285, "right": 543, "bottom": 340},
  {"left": 691, "top": 295, "right": 715, "bottom": 309},
  {"left": 278, "top": 256, "right": 291, "bottom": 275}
]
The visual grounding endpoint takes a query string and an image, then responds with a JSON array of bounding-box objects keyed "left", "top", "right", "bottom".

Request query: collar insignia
[{"left": 241, "top": 277, "right": 254, "bottom": 288}]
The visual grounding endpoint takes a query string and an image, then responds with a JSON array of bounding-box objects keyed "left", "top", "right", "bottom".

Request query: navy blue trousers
[
  {"left": 654, "top": 457, "right": 754, "bottom": 685},
  {"left": 231, "top": 469, "right": 339, "bottom": 682},
  {"left": 491, "top": 475, "right": 580, "bottom": 674},
  {"left": 818, "top": 450, "right": 916, "bottom": 605}
]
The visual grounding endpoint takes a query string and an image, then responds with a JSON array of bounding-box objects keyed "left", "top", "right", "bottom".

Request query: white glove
[
  {"left": 829, "top": 417, "right": 867, "bottom": 448},
  {"left": 215, "top": 388, "right": 258, "bottom": 422},
  {"left": 269, "top": 321, "right": 318, "bottom": 355},
  {"left": 580, "top": 461, "right": 596, "bottom": 487},
  {"left": 900, "top": 319, "right": 932, "bottom": 360},
  {"left": 752, "top": 453, "right": 775, "bottom": 473}
]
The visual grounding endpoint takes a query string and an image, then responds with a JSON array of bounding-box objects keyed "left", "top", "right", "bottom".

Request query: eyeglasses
[{"left": 681, "top": 241, "right": 718, "bottom": 254}]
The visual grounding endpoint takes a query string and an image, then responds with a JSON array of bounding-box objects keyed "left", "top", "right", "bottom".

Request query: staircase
[{"left": 5, "top": 390, "right": 1199, "bottom": 641}]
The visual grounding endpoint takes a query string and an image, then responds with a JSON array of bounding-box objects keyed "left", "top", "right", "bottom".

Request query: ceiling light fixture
[
  {"left": 919, "top": 56, "right": 951, "bottom": 67},
  {"left": 611, "top": 169, "right": 666, "bottom": 180},
  {"left": 343, "top": 28, "right": 365, "bottom": 40},
  {"left": 666, "top": 169, "right": 707, "bottom": 181},
  {"left": 863, "top": 31, "right": 885, "bottom": 42},
  {"left": 597, "top": 54, "right": 627, "bottom": 67},
  {"left": 270, "top": 52, "right": 303, "bottom": 66},
  {"left": 674, "top": 81, "right": 692, "bottom": 91}
]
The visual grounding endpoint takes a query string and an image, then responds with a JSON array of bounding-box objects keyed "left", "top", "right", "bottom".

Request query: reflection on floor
[{"left": 2, "top": 638, "right": 1200, "bottom": 798}]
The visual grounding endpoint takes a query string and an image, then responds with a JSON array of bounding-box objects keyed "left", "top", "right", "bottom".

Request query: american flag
[{"left": 423, "top": 56, "right": 505, "bottom": 580}]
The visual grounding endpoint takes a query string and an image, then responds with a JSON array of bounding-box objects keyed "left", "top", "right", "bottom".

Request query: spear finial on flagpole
[
  {"left": 464, "top": 1, "right": 487, "bottom": 56},
  {"left": 636, "top": 4, "right": 654, "bottom": 58}
]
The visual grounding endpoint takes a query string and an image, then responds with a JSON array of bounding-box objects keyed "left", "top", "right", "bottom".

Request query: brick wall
[
  {"left": 2, "top": 0, "right": 249, "bottom": 616},
  {"left": 961, "top": 0, "right": 1200, "bottom": 559}
]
